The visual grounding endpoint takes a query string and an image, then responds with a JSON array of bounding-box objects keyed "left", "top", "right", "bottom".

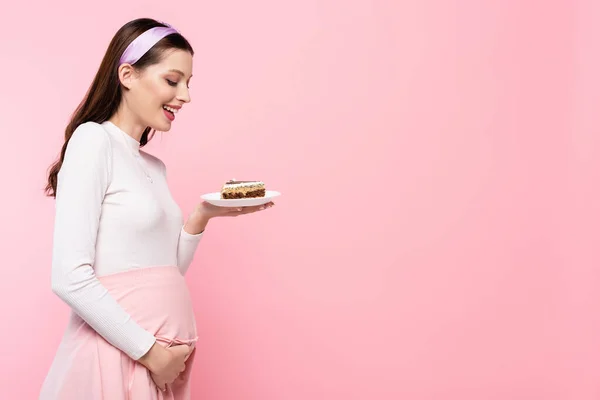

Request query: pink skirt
[{"left": 39, "top": 266, "right": 198, "bottom": 400}]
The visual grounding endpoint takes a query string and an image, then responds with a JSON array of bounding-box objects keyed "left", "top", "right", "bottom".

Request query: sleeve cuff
[{"left": 180, "top": 226, "right": 204, "bottom": 241}]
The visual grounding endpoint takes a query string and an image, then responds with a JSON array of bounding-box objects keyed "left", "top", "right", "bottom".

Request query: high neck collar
[{"left": 102, "top": 121, "right": 141, "bottom": 154}]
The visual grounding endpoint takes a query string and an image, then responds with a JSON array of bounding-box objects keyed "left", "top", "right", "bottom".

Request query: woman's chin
[{"left": 150, "top": 120, "right": 172, "bottom": 133}]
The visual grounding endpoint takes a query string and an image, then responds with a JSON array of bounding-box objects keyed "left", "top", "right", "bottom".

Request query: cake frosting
[{"left": 221, "top": 179, "right": 266, "bottom": 199}]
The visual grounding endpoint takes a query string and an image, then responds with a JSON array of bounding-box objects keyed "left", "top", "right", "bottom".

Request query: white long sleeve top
[{"left": 50, "top": 120, "right": 203, "bottom": 360}]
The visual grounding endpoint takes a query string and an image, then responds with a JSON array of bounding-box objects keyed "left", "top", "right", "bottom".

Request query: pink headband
[{"left": 119, "top": 25, "right": 179, "bottom": 65}]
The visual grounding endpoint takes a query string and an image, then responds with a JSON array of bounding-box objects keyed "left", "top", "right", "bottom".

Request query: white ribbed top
[{"left": 50, "top": 121, "right": 203, "bottom": 360}]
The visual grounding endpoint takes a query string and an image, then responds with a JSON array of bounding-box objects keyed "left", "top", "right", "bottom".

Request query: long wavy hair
[{"left": 45, "top": 18, "right": 194, "bottom": 198}]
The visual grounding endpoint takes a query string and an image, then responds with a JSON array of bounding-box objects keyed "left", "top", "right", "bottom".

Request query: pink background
[{"left": 1, "top": 0, "right": 599, "bottom": 399}]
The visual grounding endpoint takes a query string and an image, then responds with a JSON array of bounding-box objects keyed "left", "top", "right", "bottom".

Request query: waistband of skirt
[{"left": 96, "top": 265, "right": 182, "bottom": 285}]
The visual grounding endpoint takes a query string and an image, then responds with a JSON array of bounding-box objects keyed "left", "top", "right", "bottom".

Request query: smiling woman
[
  {"left": 39, "top": 17, "right": 272, "bottom": 400},
  {"left": 111, "top": 40, "right": 193, "bottom": 135}
]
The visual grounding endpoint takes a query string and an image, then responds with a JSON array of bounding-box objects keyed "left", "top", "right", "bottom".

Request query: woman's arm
[
  {"left": 177, "top": 219, "right": 205, "bottom": 275},
  {"left": 158, "top": 161, "right": 204, "bottom": 275},
  {"left": 50, "top": 123, "right": 156, "bottom": 360}
]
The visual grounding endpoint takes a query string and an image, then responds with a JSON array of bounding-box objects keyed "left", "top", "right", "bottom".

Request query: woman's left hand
[
  {"left": 198, "top": 200, "right": 275, "bottom": 219},
  {"left": 183, "top": 201, "right": 275, "bottom": 234}
]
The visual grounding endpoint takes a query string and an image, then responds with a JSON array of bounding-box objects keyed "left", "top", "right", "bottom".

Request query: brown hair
[{"left": 45, "top": 18, "right": 194, "bottom": 198}]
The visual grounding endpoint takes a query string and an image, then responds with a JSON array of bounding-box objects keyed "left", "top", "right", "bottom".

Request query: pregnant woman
[{"left": 39, "top": 17, "right": 273, "bottom": 399}]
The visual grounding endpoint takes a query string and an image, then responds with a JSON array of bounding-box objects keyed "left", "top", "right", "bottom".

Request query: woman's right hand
[{"left": 138, "top": 342, "right": 191, "bottom": 391}]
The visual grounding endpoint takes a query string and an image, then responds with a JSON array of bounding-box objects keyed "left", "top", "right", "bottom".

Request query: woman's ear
[{"left": 118, "top": 63, "right": 136, "bottom": 89}]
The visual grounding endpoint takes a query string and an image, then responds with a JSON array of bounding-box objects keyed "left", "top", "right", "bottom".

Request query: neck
[{"left": 108, "top": 104, "right": 146, "bottom": 143}]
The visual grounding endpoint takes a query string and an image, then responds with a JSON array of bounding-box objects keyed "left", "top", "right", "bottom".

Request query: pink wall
[{"left": 1, "top": 1, "right": 598, "bottom": 398}]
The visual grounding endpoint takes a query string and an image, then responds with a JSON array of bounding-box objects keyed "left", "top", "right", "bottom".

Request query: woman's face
[{"left": 124, "top": 49, "right": 193, "bottom": 132}]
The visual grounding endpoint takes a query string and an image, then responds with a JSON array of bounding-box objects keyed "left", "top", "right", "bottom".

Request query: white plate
[{"left": 201, "top": 190, "right": 281, "bottom": 207}]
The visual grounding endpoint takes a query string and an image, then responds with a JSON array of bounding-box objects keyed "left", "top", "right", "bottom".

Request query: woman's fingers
[
  {"left": 150, "top": 372, "right": 167, "bottom": 392},
  {"left": 226, "top": 202, "right": 274, "bottom": 216}
]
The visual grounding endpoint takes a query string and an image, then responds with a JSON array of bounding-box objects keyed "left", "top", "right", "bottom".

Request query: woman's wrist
[
  {"left": 138, "top": 342, "right": 165, "bottom": 372},
  {"left": 183, "top": 210, "right": 210, "bottom": 235}
]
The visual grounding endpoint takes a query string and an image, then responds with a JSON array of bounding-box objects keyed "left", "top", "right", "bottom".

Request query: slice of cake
[{"left": 220, "top": 179, "right": 266, "bottom": 199}]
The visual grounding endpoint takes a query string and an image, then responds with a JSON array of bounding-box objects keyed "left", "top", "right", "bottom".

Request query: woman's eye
[{"left": 166, "top": 79, "right": 177, "bottom": 87}]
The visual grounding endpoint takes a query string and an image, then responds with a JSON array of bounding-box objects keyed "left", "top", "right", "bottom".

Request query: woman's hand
[
  {"left": 183, "top": 201, "right": 275, "bottom": 234},
  {"left": 138, "top": 343, "right": 191, "bottom": 391},
  {"left": 198, "top": 201, "right": 275, "bottom": 219}
]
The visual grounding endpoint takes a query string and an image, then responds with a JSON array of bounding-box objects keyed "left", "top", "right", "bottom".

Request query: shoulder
[
  {"left": 67, "top": 122, "right": 112, "bottom": 155},
  {"left": 62, "top": 122, "right": 113, "bottom": 178}
]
